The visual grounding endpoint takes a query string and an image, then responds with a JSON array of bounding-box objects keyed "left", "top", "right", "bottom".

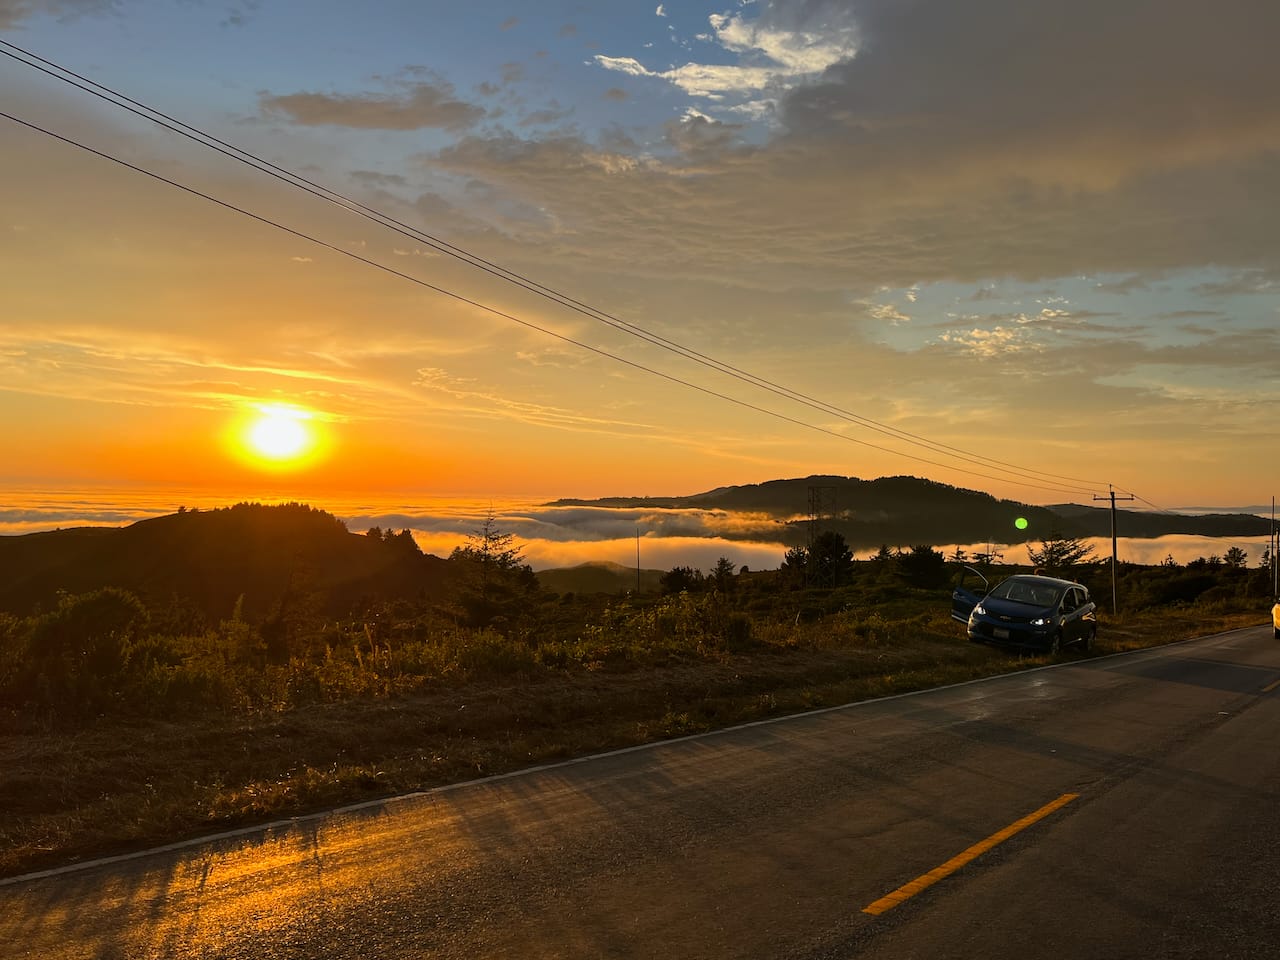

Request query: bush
[
  {"left": 458, "top": 630, "right": 539, "bottom": 678},
  {"left": 0, "top": 554, "right": 1264, "bottom": 730}
]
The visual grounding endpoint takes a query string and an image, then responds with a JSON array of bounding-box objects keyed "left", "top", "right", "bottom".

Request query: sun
[
  {"left": 250, "top": 411, "right": 308, "bottom": 459},
  {"left": 239, "top": 405, "right": 319, "bottom": 467}
]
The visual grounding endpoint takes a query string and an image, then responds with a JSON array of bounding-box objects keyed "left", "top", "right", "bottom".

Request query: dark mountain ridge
[
  {"left": 550, "top": 475, "right": 1272, "bottom": 548},
  {"left": 1, "top": 478, "right": 1268, "bottom": 617},
  {"left": 534, "top": 562, "right": 665, "bottom": 596},
  {"left": 1047, "top": 502, "right": 1269, "bottom": 538}
]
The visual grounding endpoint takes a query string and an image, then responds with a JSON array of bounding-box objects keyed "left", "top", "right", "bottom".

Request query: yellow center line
[
  {"left": 861, "top": 792, "right": 1080, "bottom": 916},
  {"left": 1262, "top": 678, "right": 1280, "bottom": 694}
]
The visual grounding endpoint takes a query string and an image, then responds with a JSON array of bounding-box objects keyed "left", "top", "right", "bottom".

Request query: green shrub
[{"left": 458, "top": 630, "right": 539, "bottom": 678}]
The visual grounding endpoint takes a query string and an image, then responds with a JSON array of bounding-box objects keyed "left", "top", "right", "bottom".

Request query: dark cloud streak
[
  {"left": 260, "top": 81, "right": 485, "bottom": 132},
  {"left": 0, "top": 0, "right": 113, "bottom": 28}
]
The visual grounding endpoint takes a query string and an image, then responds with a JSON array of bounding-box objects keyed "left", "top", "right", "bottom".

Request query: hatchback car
[
  {"left": 1272, "top": 600, "right": 1279, "bottom": 639},
  {"left": 952, "top": 569, "right": 1097, "bottom": 653}
]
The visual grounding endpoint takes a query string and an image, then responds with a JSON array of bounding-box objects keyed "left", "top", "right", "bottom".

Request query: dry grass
[{"left": 0, "top": 606, "right": 1264, "bottom": 879}]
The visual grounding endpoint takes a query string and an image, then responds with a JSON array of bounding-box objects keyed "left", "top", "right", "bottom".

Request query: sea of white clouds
[{"left": 1, "top": 489, "right": 1273, "bottom": 574}]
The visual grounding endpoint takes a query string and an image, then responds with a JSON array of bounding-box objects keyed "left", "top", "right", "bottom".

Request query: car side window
[{"left": 1066, "top": 588, "right": 1083, "bottom": 611}]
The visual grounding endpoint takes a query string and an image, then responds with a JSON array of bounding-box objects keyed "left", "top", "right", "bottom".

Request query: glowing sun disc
[{"left": 246, "top": 407, "right": 314, "bottom": 462}]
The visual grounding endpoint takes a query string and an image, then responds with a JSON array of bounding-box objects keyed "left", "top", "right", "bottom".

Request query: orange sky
[{"left": 2, "top": 0, "right": 1278, "bottom": 514}]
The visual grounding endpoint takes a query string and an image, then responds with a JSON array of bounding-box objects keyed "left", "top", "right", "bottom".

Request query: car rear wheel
[{"left": 1081, "top": 627, "right": 1095, "bottom": 653}]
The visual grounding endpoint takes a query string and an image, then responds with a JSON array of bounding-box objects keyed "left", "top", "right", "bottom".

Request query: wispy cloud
[
  {"left": 0, "top": 0, "right": 112, "bottom": 29},
  {"left": 0, "top": 325, "right": 427, "bottom": 420},
  {"left": 595, "top": 5, "right": 856, "bottom": 106},
  {"left": 937, "top": 325, "right": 1044, "bottom": 358},
  {"left": 1192, "top": 269, "right": 1279, "bottom": 297},
  {"left": 411, "top": 366, "right": 717, "bottom": 443},
  {"left": 260, "top": 79, "right": 484, "bottom": 131},
  {"left": 869, "top": 303, "right": 911, "bottom": 326}
]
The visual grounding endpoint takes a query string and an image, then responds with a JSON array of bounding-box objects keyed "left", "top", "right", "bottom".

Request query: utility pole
[
  {"left": 1093, "top": 485, "right": 1135, "bottom": 615},
  {"left": 1264, "top": 499, "right": 1274, "bottom": 599}
]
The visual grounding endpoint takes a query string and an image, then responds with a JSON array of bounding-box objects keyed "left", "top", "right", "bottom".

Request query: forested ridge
[
  {"left": 0, "top": 502, "right": 451, "bottom": 620},
  {"left": 549, "top": 475, "right": 1271, "bottom": 548}
]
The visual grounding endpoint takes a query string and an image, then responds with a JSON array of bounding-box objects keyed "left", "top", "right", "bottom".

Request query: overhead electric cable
[
  {"left": 0, "top": 39, "right": 1108, "bottom": 496},
  {"left": 1, "top": 107, "right": 1106, "bottom": 498},
  {"left": 1115, "top": 489, "right": 1181, "bottom": 516}
]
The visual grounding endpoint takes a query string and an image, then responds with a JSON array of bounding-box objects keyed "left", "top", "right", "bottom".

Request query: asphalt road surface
[{"left": 4, "top": 625, "right": 1280, "bottom": 959}]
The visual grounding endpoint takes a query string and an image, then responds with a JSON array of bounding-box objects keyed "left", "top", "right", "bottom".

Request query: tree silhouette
[
  {"left": 1026, "top": 524, "right": 1095, "bottom": 572},
  {"left": 449, "top": 513, "right": 537, "bottom": 628},
  {"left": 660, "top": 566, "right": 704, "bottom": 595},
  {"left": 780, "top": 545, "right": 807, "bottom": 586},
  {"left": 711, "top": 556, "right": 736, "bottom": 592},
  {"left": 898, "top": 544, "right": 947, "bottom": 587},
  {"left": 808, "top": 531, "right": 854, "bottom": 588}
]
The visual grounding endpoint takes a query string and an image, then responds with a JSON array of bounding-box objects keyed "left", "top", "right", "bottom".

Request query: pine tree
[
  {"left": 449, "top": 513, "right": 536, "bottom": 627},
  {"left": 1026, "top": 524, "right": 1095, "bottom": 572}
]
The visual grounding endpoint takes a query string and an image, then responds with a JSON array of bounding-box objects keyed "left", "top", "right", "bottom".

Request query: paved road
[{"left": 4, "top": 625, "right": 1279, "bottom": 959}]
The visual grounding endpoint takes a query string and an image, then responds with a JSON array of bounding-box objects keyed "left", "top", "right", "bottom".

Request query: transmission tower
[
  {"left": 808, "top": 485, "right": 838, "bottom": 548},
  {"left": 806, "top": 485, "right": 839, "bottom": 587}
]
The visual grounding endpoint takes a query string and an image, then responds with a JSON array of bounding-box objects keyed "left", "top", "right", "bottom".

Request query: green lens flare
[{"left": 1015, "top": 517, "right": 1029, "bottom": 530}]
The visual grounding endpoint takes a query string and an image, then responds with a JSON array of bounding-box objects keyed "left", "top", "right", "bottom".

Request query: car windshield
[{"left": 989, "top": 578, "right": 1063, "bottom": 607}]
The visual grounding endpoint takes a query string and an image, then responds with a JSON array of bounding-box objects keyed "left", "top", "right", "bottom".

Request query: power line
[
  {"left": 0, "top": 39, "right": 1109, "bottom": 497},
  {"left": 2, "top": 107, "right": 1113, "bottom": 500},
  {"left": 0, "top": 39, "right": 1103, "bottom": 493},
  {"left": 1114, "top": 488, "right": 1181, "bottom": 516}
]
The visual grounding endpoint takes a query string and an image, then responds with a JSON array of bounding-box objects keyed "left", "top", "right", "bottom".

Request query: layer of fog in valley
[{"left": 3, "top": 488, "right": 1273, "bottom": 574}]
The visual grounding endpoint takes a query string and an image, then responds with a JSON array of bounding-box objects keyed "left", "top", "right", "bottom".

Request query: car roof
[{"left": 1006, "top": 574, "right": 1086, "bottom": 590}]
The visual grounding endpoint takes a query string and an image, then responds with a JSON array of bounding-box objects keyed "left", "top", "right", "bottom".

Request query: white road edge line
[{"left": 0, "top": 623, "right": 1262, "bottom": 888}]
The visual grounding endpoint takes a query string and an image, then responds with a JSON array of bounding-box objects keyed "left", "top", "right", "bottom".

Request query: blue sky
[{"left": 1, "top": 0, "right": 1278, "bottom": 513}]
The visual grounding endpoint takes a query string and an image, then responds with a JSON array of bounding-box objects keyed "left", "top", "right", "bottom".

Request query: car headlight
[
  {"left": 973, "top": 604, "right": 986, "bottom": 616},
  {"left": 1030, "top": 617, "right": 1051, "bottom": 627}
]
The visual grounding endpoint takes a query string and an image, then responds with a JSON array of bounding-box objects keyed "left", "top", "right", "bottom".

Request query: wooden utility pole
[
  {"left": 1271, "top": 497, "right": 1277, "bottom": 598},
  {"left": 1094, "top": 485, "right": 1135, "bottom": 615}
]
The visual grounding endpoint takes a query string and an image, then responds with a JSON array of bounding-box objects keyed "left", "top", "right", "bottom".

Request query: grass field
[{"left": 0, "top": 601, "right": 1264, "bottom": 879}]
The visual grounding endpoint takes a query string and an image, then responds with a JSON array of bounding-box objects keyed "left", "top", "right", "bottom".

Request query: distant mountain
[
  {"left": 0, "top": 502, "right": 452, "bottom": 620},
  {"left": 1047, "top": 502, "right": 1271, "bottom": 538},
  {"left": 549, "top": 475, "right": 1272, "bottom": 549},
  {"left": 3, "top": 480, "right": 1268, "bottom": 618},
  {"left": 535, "top": 562, "right": 665, "bottom": 596}
]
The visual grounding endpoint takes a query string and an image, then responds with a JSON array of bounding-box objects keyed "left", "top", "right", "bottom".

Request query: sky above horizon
[{"left": 2, "top": 0, "right": 1278, "bottom": 513}]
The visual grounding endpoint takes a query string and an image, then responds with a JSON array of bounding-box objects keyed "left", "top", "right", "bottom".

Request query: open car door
[{"left": 950, "top": 565, "right": 989, "bottom": 624}]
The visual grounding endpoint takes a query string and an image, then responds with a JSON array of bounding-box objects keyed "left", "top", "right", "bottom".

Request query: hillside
[
  {"left": 0, "top": 502, "right": 452, "bottom": 620},
  {"left": 1, "top": 479, "right": 1268, "bottom": 618},
  {"left": 1047, "top": 502, "right": 1270, "bottom": 538},
  {"left": 551, "top": 475, "right": 1271, "bottom": 548},
  {"left": 535, "top": 562, "right": 665, "bottom": 596}
]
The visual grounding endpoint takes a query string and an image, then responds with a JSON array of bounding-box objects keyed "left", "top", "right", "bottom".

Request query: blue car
[{"left": 952, "top": 569, "right": 1097, "bottom": 654}]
